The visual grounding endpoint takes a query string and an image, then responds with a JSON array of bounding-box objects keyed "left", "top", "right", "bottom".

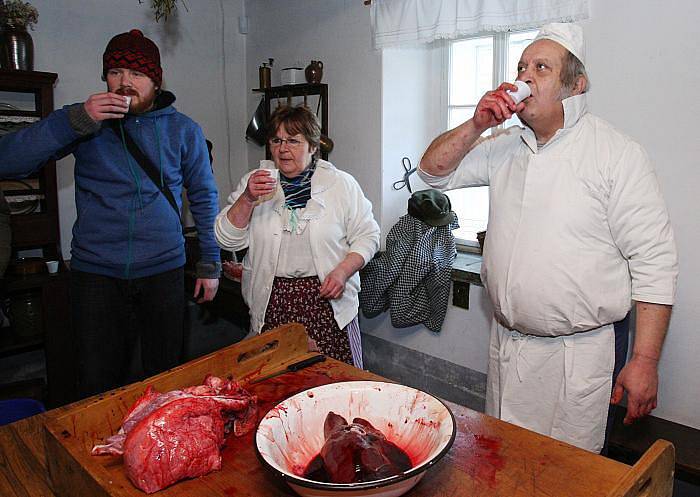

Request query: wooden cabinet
[
  {"left": 0, "top": 69, "right": 76, "bottom": 407},
  {"left": 0, "top": 69, "right": 62, "bottom": 261},
  {"left": 253, "top": 83, "right": 329, "bottom": 160}
]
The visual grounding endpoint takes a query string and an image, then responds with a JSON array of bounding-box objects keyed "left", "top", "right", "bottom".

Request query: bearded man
[
  {"left": 419, "top": 23, "right": 678, "bottom": 452},
  {"left": 0, "top": 29, "right": 221, "bottom": 398}
]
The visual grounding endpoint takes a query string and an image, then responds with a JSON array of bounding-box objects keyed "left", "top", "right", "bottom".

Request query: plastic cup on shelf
[{"left": 45, "top": 261, "right": 59, "bottom": 274}]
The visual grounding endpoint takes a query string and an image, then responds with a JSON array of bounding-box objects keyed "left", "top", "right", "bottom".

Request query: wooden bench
[{"left": 608, "top": 405, "right": 700, "bottom": 486}]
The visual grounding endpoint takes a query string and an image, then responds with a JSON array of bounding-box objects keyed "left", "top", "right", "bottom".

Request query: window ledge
[{"left": 452, "top": 251, "right": 482, "bottom": 287}]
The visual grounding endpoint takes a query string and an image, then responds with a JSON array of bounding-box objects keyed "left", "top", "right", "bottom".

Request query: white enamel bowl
[{"left": 255, "top": 381, "right": 456, "bottom": 497}]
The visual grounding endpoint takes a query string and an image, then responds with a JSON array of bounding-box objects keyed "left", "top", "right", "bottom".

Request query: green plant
[
  {"left": 0, "top": 0, "right": 39, "bottom": 30},
  {"left": 139, "top": 0, "right": 188, "bottom": 23}
]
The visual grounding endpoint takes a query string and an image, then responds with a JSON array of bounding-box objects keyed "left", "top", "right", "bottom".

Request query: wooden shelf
[
  {"left": 253, "top": 83, "right": 327, "bottom": 96},
  {"left": 0, "top": 70, "right": 74, "bottom": 408},
  {"left": 1, "top": 270, "right": 67, "bottom": 294},
  {"left": 0, "top": 334, "right": 43, "bottom": 358},
  {"left": 0, "top": 69, "right": 58, "bottom": 89},
  {"left": 2, "top": 189, "right": 43, "bottom": 196},
  {"left": 0, "top": 109, "right": 41, "bottom": 118}
]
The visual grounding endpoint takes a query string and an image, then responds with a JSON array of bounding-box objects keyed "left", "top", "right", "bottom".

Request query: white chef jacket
[
  {"left": 419, "top": 94, "right": 678, "bottom": 451},
  {"left": 215, "top": 160, "right": 380, "bottom": 335}
]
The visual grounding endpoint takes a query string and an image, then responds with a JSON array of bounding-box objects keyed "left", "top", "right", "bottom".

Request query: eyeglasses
[{"left": 269, "top": 137, "right": 304, "bottom": 148}]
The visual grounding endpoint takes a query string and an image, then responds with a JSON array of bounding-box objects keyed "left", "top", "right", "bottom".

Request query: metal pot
[
  {"left": 1, "top": 24, "right": 34, "bottom": 71},
  {"left": 319, "top": 134, "right": 334, "bottom": 154}
]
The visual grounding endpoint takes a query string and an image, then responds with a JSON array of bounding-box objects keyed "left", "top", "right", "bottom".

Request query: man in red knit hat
[
  {"left": 99, "top": 28, "right": 163, "bottom": 114},
  {"left": 0, "top": 29, "right": 221, "bottom": 398}
]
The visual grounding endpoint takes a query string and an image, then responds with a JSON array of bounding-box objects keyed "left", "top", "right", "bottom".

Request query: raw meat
[
  {"left": 303, "top": 411, "right": 412, "bottom": 483},
  {"left": 92, "top": 375, "right": 257, "bottom": 493}
]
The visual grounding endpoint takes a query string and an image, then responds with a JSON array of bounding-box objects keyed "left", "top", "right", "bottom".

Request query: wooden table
[{"left": 0, "top": 325, "right": 674, "bottom": 497}]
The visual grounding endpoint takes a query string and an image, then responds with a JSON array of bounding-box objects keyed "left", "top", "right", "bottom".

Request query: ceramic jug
[{"left": 305, "top": 60, "right": 323, "bottom": 84}]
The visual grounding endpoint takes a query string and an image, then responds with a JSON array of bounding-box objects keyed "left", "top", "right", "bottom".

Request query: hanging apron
[{"left": 485, "top": 319, "right": 615, "bottom": 453}]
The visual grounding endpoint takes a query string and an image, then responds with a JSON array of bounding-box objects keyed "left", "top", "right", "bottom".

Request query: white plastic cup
[
  {"left": 124, "top": 95, "right": 131, "bottom": 110},
  {"left": 262, "top": 167, "right": 279, "bottom": 182},
  {"left": 257, "top": 161, "right": 279, "bottom": 202},
  {"left": 46, "top": 260, "right": 59, "bottom": 274},
  {"left": 506, "top": 80, "right": 531, "bottom": 105}
]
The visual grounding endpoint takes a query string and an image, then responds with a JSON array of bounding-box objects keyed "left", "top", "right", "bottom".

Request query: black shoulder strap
[{"left": 109, "top": 120, "right": 179, "bottom": 217}]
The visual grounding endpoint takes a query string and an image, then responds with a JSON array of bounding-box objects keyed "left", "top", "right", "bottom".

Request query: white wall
[
  {"left": 28, "top": 0, "right": 248, "bottom": 257},
  {"left": 584, "top": 0, "right": 700, "bottom": 428},
  {"left": 365, "top": 43, "right": 492, "bottom": 373},
  {"left": 379, "top": 46, "right": 439, "bottom": 240}
]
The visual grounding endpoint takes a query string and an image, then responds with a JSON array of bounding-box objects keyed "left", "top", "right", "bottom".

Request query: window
[{"left": 444, "top": 30, "right": 538, "bottom": 246}]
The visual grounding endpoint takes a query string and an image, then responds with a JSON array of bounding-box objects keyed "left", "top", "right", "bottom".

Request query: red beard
[{"left": 115, "top": 87, "right": 155, "bottom": 114}]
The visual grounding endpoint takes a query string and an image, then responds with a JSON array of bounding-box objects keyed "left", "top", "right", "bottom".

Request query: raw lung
[{"left": 92, "top": 375, "right": 257, "bottom": 494}]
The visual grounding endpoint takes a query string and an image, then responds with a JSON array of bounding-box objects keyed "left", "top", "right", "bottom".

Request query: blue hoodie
[{"left": 0, "top": 91, "right": 220, "bottom": 279}]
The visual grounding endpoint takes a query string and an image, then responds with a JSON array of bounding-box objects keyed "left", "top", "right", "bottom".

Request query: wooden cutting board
[{"left": 44, "top": 323, "right": 323, "bottom": 497}]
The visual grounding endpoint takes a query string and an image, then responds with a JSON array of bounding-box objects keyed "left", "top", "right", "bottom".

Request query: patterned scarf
[
  {"left": 280, "top": 157, "right": 317, "bottom": 209},
  {"left": 280, "top": 158, "right": 317, "bottom": 233}
]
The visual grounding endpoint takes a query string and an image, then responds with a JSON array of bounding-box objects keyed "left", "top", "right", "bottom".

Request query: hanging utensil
[
  {"left": 392, "top": 157, "right": 417, "bottom": 193},
  {"left": 319, "top": 134, "right": 334, "bottom": 154},
  {"left": 314, "top": 96, "right": 333, "bottom": 155},
  {"left": 245, "top": 99, "right": 267, "bottom": 146}
]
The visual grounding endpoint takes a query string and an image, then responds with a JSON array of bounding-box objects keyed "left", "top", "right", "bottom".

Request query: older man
[
  {"left": 0, "top": 29, "right": 221, "bottom": 398},
  {"left": 419, "top": 23, "right": 678, "bottom": 452}
]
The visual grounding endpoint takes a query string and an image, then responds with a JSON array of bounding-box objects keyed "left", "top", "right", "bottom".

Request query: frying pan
[{"left": 246, "top": 99, "right": 267, "bottom": 146}]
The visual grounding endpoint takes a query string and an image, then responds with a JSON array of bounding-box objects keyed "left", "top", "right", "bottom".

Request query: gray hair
[{"left": 559, "top": 51, "right": 590, "bottom": 99}]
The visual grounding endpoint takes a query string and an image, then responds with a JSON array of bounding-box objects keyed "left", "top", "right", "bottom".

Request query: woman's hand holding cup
[{"left": 244, "top": 168, "right": 278, "bottom": 203}]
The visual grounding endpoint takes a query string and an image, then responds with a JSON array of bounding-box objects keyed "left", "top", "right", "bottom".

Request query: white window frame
[{"left": 442, "top": 29, "right": 537, "bottom": 252}]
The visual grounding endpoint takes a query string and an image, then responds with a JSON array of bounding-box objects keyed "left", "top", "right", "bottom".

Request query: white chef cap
[{"left": 533, "top": 23, "right": 585, "bottom": 66}]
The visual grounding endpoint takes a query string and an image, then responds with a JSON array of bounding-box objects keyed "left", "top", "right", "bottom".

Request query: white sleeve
[
  {"left": 417, "top": 127, "right": 518, "bottom": 191},
  {"left": 214, "top": 172, "right": 253, "bottom": 251},
  {"left": 607, "top": 142, "right": 678, "bottom": 304},
  {"left": 343, "top": 176, "right": 380, "bottom": 266}
]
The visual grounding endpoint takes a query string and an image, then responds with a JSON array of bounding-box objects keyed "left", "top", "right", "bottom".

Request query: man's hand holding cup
[
  {"left": 84, "top": 92, "right": 130, "bottom": 123},
  {"left": 473, "top": 82, "right": 529, "bottom": 132}
]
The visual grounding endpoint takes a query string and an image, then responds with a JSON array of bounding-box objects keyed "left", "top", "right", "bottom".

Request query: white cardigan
[{"left": 215, "top": 160, "right": 380, "bottom": 335}]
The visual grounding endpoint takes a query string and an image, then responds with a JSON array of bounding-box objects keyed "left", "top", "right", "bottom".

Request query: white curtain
[{"left": 371, "top": 0, "right": 590, "bottom": 49}]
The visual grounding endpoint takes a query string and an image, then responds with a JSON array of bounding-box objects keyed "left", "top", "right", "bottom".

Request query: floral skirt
[{"left": 261, "top": 276, "right": 354, "bottom": 365}]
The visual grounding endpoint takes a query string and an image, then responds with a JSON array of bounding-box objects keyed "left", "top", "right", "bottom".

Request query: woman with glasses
[{"left": 215, "top": 105, "right": 380, "bottom": 367}]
